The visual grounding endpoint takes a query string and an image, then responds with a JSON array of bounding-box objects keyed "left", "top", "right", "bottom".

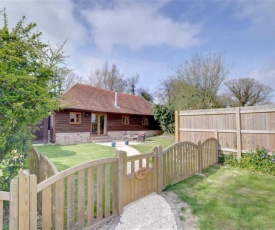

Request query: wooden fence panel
[
  {"left": 162, "top": 142, "right": 199, "bottom": 188},
  {"left": 36, "top": 158, "right": 118, "bottom": 230},
  {"left": 177, "top": 104, "right": 275, "bottom": 158},
  {"left": 162, "top": 139, "right": 218, "bottom": 188},
  {"left": 202, "top": 138, "right": 218, "bottom": 170}
]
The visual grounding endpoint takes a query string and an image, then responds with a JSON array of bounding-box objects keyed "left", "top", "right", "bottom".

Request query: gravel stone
[{"left": 115, "top": 193, "right": 177, "bottom": 230}]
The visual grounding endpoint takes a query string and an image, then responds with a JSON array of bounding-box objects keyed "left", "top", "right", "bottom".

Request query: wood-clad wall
[
  {"left": 55, "top": 111, "right": 91, "bottom": 133},
  {"left": 55, "top": 110, "right": 160, "bottom": 133},
  {"left": 107, "top": 113, "right": 159, "bottom": 131}
]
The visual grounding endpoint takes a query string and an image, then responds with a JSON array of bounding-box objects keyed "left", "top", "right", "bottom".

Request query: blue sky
[{"left": 2, "top": 0, "right": 275, "bottom": 101}]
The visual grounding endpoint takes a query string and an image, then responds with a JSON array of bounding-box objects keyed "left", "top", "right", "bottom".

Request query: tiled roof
[{"left": 60, "top": 84, "right": 153, "bottom": 115}]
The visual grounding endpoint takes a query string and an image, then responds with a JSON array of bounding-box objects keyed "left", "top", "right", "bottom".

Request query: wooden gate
[
  {"left": 162, "top": 138, "right": 218, "bottom": 188},
  {"left": 118, "top": 150, "right": 159, "bottom": 206}
]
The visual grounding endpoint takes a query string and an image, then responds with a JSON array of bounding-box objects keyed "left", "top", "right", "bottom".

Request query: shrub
[
  {"left": 221, "top": 147, "right": 275, "bottom": 176},
  {"left": 0, "top": 149, "right": 27, "bottom": 191}
]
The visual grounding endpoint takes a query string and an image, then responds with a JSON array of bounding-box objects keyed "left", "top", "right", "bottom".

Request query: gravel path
[{"left": 115, "top": 193, "right": 177, "bottom": 230}]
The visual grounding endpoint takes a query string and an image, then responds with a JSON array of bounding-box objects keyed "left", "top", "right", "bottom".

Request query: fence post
[
  {"left": 117, "top": 150, "right": 127, "bottom": 215},
  {"left": 215, "top": 138, "right": 219, "bottom": 163},
  {"left": 236, "top": 107, "right": 242, "bottom": 159},
  {"left": 9, "top": 176, "right": 19, "bottom": 230},
  {"left": 10, "top": 170, "right": 37, "bottom": 230},
  {"left": 198, "top": 141, "right": 202, "bottom": 173},
  {"left": 175, "top": 111, "right": 180, "bottom": 143},
  {"left": 214, "top": 130, "right": 218, "bottom": 140},
  {"left": 155, "top": 145, "right": 163, "bottom": 194}
]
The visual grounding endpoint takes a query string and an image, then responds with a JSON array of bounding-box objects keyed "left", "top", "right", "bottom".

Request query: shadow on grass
[
  {"left": 36, "top": 145, "right": 77, "bottom": 158},
  {"left": 165, "top": 164, "right": 222, "bottom": 191}
]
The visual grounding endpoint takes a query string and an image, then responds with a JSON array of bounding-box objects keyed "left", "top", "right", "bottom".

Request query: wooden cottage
[{"left": 50, "top": 84, "right": 161, "bottom": 144}]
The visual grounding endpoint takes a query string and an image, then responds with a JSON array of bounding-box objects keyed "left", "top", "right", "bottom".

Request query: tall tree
[
  {"left": 225, "top": 77, "right": 273, "bottom": 106},
  {"left": 59, "top": 67, "right": 84, "bottom": 91},
  {"left": 137, "top": 87, "right": 154, "bottom": 102},
  {"left": 0, "top": 11, "right": 66, "bottom": 190},
  {"left": 126, "top": 74, "right": 140, "bottom": 95},
  {"left": 88, "top": 61, "right": 126, "bottom": 92},
  {"left": 177, "top": 52, "right": 228, "bottom": 109},
  {"left": 157, "top": 52, "right": 228, "bottom": 110}
]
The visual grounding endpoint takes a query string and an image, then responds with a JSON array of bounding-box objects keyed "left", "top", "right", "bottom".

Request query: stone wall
[
  {"left": 108, "top": 130, "right": 162, "bottom": 141},
  {"left": 55, "top": 130, "right": 162, "bottom": 144},
  {"left": 55, "top": 132, "right": 91, "bottom": 145}
]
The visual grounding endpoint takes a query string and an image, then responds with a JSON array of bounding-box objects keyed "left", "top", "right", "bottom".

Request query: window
[
  {"left": 142, "top": 117, "right": 148, "bottom": 125},
  {"left": 69, "top": 112, "right": 81, "bottom": 124},
  {"left": 122, "top": 116, "right": 129, "bottom": 125}
]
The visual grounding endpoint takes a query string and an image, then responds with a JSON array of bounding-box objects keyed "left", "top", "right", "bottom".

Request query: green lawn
[
  {"left": 130, "top": 134, "right": 175, "bottom": 153},
  {"left": 167, "top": 165, "right": 275, "bottom": 230},
  {"left": 35, "top": 143, "right": 116, "bottom": 171}
]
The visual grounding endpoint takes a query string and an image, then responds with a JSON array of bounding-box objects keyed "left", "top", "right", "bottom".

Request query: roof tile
[{"left": 60, "top": 84, "right": 153, "bottom": 115}]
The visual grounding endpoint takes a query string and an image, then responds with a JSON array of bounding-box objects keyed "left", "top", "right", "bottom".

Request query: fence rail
[
  {"left": 175, "top": 104, "right": 275, "bottom": 158},
  {"left": 162, "top": 138, "right": 218, "bottom": 188},
  {"left": 1, "top": 138, "right": 218, "bottom": 230}
]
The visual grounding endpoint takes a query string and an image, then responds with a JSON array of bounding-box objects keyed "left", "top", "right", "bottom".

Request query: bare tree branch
[{"left": 225, "top": 77, "right": 273, "bottom": 106}]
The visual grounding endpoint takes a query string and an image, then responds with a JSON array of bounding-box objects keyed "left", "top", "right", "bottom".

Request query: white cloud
[
  {"left": 234, "top": 0, "right": 275, "bottom": 36},
  {"left": 80, "top": 1, "right": 202, "bottom": 52},
  {"left": 250, "top": 61, "right": 275, "bottom": 89},
  {"left": 2, "top": 0, "right": 88, "bottom": 56}
]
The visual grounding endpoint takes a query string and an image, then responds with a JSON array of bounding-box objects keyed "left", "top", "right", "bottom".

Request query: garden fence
[
  {"left": 1, "top": 138, "right": 218, "bottom": 229},
  {"left": 175, "top": 104, "right": 275, "bottom": 158}
]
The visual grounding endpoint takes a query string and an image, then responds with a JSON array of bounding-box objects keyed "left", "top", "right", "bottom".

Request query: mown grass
[
  {"left": 35, "top": 143, "right": 116, "bottom": 171},
  {"left": 167, "top": 165, "right": 275, "bottom": 230},
  {"left": 130, "top": 134, "right": 175, "bottom": 153}
]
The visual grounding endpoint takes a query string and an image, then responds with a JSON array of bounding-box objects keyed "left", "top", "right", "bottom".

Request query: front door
[{"left": 91, "top": 114, "right": 107, "bottom": 135}]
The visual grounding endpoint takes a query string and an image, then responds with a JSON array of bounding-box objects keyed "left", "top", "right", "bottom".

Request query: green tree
[
  {"left": 137, "top": 87, "right": 154, "bottom": 102},
  {"left": 0, "top": 11, "right": 66, "bottom": 190},
  {"left": 153, "top": 103, "right": 175, "bottom": 133}
]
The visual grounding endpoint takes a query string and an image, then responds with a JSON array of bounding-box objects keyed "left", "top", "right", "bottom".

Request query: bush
[
  {"left": 220, "top": 147, "right": 275, "bottom": 176},
  {"left": 0, "top": 149, "right": 27, "bottom": 191},
  {"left": 153, "top": 103, "right": 175, "bottom": 133}
]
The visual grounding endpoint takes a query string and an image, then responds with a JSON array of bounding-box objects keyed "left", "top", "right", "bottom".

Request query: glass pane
[
  {"left": 76, "top": 113, "right": 80, "bottom": 123},
  {"left": 70, "top": 113, "right": 75, "bottom": 123},
  {"left": 91, "top": 114, "right": 96, "bottom": 122},
  {"left": 91, "top": 114, "right": 98, "bottom": 134},
  {"left": 100, "top": 115, "right": 105, "bottom": 134}
]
